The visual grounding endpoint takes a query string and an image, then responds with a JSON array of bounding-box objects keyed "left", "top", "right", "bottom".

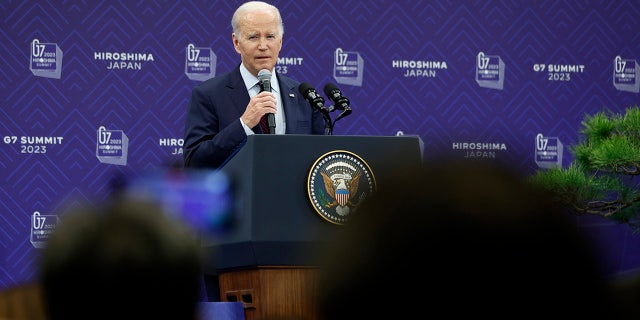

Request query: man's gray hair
[{"left": 231, "top": 1, "right": 284, "bottom": 36}]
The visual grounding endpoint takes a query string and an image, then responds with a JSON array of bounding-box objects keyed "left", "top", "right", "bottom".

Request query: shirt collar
[{"left": 240, "top": 63, "right": 279, "bottom": 93}]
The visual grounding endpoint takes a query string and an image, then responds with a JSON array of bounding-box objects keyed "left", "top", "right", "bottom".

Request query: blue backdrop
[{"left": 2, "top": 0, "right": 640, "bottom": 289}]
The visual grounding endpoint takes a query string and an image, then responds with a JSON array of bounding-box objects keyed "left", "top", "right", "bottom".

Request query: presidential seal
[{"left": 307, "top": 150, "right": 376, "bottom": 225}]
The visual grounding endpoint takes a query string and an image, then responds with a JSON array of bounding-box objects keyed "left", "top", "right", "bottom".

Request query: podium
[{"left": 201, "top": 134, "right": 423, "bottom": 320}]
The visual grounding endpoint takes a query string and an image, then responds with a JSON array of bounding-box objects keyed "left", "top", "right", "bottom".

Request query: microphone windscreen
[
  {"left": 299, "top": 82, "right": 313, "bottom": 95},
  {"left": 258, "top": 69, "right": 271, "bottom": 92},
  {"left": 258, "top": 69, "right": 271, "bottom": 82},
  {"left": 323, "top": 83, "right": 339, "bottom": 98}
]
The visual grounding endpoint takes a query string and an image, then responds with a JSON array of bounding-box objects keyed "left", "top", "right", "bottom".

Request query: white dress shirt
[{"left": 239, "top": 64, "right": 285, "bottom": 135}]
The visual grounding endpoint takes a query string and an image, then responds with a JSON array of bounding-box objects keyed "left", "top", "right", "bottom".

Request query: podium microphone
[
  {"left": 258, "top": 69, "right": 276, "bottom": 134},
  {"left": 299, "top": 82, "right": 329, "bottom": 115},
  {"left": 299, "top": 82, "right": 332, "bottom": 135},
  {"left": 324, "top": 83, "right": 352, "bottom": 121}
]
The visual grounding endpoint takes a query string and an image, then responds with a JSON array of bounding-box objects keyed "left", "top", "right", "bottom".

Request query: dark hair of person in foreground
[
  {"left": 316, "top": 158, "right": 618, "bottom": 319},
  {"left": 39, "top": 196, "right": 204, "bottom": 320}
]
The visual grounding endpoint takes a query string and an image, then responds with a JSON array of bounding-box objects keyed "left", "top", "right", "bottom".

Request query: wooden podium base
[{"left": 218, "top": 266, "right": 319, "bottom": 320}]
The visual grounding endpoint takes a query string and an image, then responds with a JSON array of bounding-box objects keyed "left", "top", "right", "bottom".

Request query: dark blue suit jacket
[{"left": 183, "top": 64, "right": 326, "bottom": 168}]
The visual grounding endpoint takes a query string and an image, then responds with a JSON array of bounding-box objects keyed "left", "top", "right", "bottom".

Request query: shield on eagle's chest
[{"left": 335, "top": 188, "right": 349, "bottom": 207}]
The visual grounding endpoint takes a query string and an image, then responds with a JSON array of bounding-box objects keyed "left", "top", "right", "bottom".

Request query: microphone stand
[
  {"left": 322, "top": 111, "right": 333, "bottom": 135},
  {"left": 333, "top": 109, "right": 352, "bottom": 124},
  {"left": 327, "top": 106, "right": 351, "bottom": 135}
]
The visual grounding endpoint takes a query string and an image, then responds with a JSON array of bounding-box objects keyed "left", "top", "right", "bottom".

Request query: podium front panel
[{"left": 203, "top": 135, "right": 423, "bottom": 271}]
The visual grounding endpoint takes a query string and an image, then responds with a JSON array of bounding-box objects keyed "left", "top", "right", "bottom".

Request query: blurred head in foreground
[
  {"left": 40, "top": 196, "right": 203, "bottom": 320},
  {"left": 316, "top": 159, "right": 613, "bottom": 319}
]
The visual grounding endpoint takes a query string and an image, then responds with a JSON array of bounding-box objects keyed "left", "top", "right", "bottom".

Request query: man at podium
[{"left": 183, "top": 1, "right": 325, "bottom": 169}]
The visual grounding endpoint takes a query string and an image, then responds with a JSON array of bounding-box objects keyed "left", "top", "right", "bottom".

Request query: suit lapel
[
  {"left": 278, "top": 75, "right": 298, "bottom": 133},
  {"left": 227, "top": 66, "right": 252, "bottom": 118}
]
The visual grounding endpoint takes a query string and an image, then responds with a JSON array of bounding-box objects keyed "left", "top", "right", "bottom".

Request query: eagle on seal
[{"left": 321, "top": 171, "right": 361, "bottom": 208}]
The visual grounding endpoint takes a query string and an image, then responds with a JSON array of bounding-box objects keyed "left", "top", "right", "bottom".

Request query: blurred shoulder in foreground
[{"left": 316, "top": 158, "right": 617, "bottom": 319}]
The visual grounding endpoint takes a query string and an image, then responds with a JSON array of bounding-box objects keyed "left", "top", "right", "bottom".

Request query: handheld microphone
[
  {"left": 258, "top": 69, "right": 276, "bottom": 134},
  {"left": 299, "top": 82, "right": 329, "bottom": 114}
]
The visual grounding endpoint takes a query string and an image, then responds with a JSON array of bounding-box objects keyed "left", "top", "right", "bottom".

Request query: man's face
[{"left": 233, "top": 10, "right": 282, "bottom": 77}]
